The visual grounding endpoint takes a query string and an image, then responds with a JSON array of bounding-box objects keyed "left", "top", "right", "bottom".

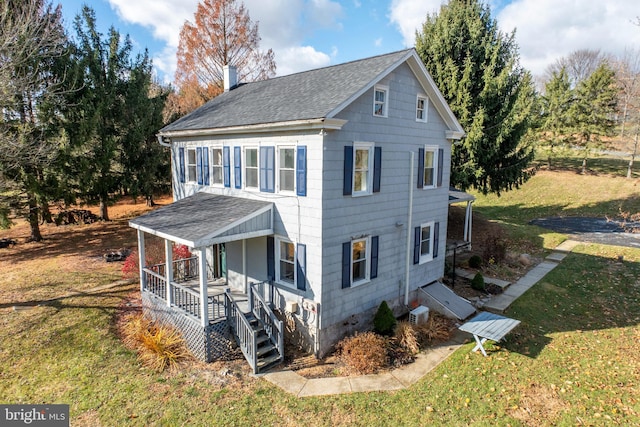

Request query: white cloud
[
  {"left": 388, "top": 0, "right": 444, "bottom": 47},
  {"left": 497, "top": 0, "right": 640, "bottom": 77},
  {"left": 108, "top": 0, "right": 340, "bottom": 80}
]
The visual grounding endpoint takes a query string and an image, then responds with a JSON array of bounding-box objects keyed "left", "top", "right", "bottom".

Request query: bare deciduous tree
[
  {"left": 545, "top": 49, "right": 611, "bottom": 88},
  {"left": 613, "top": 48, "right": 640, "bottom": 178}
]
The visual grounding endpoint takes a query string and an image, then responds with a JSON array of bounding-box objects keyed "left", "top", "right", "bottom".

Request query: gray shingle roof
[
  {"left": 129, "top": 192, "right": 272, "bottom": 247},
  {"left": 161, "top": 49, "right": 413, "bottom": 132}
]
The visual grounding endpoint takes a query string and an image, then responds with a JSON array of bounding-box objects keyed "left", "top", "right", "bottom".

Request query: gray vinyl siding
[
  {"left": 170, "top": 131, "right": 324, "bottom": 303},
  {"left": 320, "top": 63, "right": 451, "bottom": 328}
]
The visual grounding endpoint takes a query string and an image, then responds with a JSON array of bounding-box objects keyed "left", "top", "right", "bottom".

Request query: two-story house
[{"left": 129, "top": 48, "right": 465, "bottom": 373}]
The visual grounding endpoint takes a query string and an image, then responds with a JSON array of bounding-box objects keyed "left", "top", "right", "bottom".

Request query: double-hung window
[
  {"left": 186, "top": 148, "right": 197, "bottom": 183},
  {"left": 414, "top": 221, "right": 439, "bottom": 264},
  {"left": 373, "top": 85, "right": 388, "bottom": 117},
  {"left": 342, "top": 236, "right": 379, "bottom": 288},
  {"left": 278, "top": 239, "right": 295, "bottom": 285},
  {"left": 416, "top": 95, "right": 428, "bottom": 122},
  {"left": 420, "top": 145, "right": 438, "bottom": 189},
  {"left": 278, "top": 147, "right": 295, "bottom": 192},
  {"left": 211, "top": 147, "right": 223, "bottom": 185},
  {"left": 353, "top": 143, "right": 373, "bottom": 195},
  {"left": 245, "top": 148, "right": 258, "bottom": 189}
]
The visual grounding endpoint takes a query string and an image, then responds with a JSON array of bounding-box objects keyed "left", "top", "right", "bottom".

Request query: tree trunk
[
  {"left": 146, "top": 195, "right": 155, "bottom": 207},
  {"left": 39, "top": 201, "right": 53, "bottom": 224},
  {"left": 581, "top": 157, "right": 587, "bottom": 175},
  {"left": 27, "top": 192, "right": 43, "bottom": 242},
  {"left": 99, "top": 196, "right": 109, "bottom": 221},
  {"left": 629, "top": 130, "right": 638, "bottom": 179}
]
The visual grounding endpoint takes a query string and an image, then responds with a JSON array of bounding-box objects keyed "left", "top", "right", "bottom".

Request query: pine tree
[
  {"left": 415, "top": 0, "right": 536, "bottom": 195},
  {"left": 570, "top": 63, "right": 618, "bottom": 174},
  {"left": 539, "top": 68, "right": 574, "bottom": 168}
]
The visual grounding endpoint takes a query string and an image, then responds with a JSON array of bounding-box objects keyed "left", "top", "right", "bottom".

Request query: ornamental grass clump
[
  {"left": 336, "top": 331, "right": 388, "bottom": 375},
  {"left": 414, "top": 313, "right": 455, "bottom": 345},
  {"left": 394, "top": 321, "right": 420, "bottom": 355},
  {"left": 122, "top": 313, "right": 188, "bottom": 372}
]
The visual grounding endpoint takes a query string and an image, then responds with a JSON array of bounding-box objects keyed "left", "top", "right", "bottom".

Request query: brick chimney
[{"left": 223, "top": 65, "right": 237, "bottom": 92}]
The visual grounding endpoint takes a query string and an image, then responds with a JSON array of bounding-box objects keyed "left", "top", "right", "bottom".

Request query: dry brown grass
[
  {"left": 336, "top": 331, "right": 388, "bottom": 375},
  {"left": 414, "top": 313, "right": 456, "bottom": 345},
  {"left": 394, "top": 321, "right": 419, "bottom": 355},
  {"left": 121, "top": 312, "right": 189, "bottom": 372}
]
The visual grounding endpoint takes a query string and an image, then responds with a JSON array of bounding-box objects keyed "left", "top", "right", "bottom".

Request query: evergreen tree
[
  {"left": 539, "top": 68, "right": 574, "bottom": 168},
  {"left": 570, "top": 62, "right": 618, "bottom": 174},
  {"left": 0, "top": 0, "right": 69, "bottom": 240},
  {"left": 65, "top": 6, "right": 150, "bottom": 220},
  {"left": 415, "top": 0, "right": 536, "bottom": 195}
]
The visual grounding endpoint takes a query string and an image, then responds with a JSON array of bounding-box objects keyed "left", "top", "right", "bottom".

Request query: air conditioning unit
[{"left": 409, "top": 305, "right": 429, "bottom": 325}]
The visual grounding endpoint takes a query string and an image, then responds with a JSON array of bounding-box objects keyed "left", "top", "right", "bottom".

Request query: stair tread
[{"left": 257, "top": 353, "right": 281, "bottom": 368}]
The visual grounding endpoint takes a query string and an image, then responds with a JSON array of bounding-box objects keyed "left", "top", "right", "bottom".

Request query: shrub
[
  {"left": 471, "top": 272, "right": 485, "bottom": 291},
  {"left": 468, "top": 255, "right": 483, "bottom": 269},
  {"left": 414, "top": 313, "right": 455, "bottom": 345},
  {"left": 121, "top": 313, "right": 188, "bottom": 371},
  {"left": 373, "top": 300, "right": 396, "bottom": 335},
  {"left": 394, "top": 321, "right": 419, "bottom": 355},
  {"left": 336, "top": 331, "right": 388, "bottom": 375},
  {"left": 122, "top": 242, "right": 192, "bottom": 279},
  {"left": 481, "top": 234, "right": 507, "bottom": 264}
]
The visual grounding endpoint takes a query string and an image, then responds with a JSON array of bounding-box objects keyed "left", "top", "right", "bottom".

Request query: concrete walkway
[
  {"left": 262, "top": 240, "right": 581, "bottom": 396},
  {"left": 483, "top": 239, "right": 580, "bottom": 312}
]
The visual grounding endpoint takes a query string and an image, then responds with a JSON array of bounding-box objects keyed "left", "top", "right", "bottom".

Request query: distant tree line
[{"left": 0, "top": 1, "right": 170, "bottom": 241}]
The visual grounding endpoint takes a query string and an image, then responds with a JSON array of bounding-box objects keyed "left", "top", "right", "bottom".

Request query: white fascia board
[
  {"left": 158, "top": 118, "right": 347, "bottom": 140},
  {"left": 128, "top": 222, "right": 197, "bottom": 248},
  {"left": 406, "top": 52, "right": 465, "bottom": 138}
]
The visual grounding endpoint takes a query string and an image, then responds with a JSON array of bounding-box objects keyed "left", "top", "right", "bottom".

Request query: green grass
[{"left": 1, "top": 164, "right": 640, "bottom": 425}]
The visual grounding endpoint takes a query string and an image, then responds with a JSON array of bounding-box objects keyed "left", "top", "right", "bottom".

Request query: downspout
[{"left": 404, "top": 151, "right": 414, "bottom": 306}]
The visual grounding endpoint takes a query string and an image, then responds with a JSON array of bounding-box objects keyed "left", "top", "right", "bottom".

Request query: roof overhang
[
  {"left": 449, "top": 189, "right": 476, "bottom": 205},
  {"left": 158, "top": 118, "right": 348, "bottom": 140},
  {"left": 129, "top": 192, "right": 274, "bottom": 248}
]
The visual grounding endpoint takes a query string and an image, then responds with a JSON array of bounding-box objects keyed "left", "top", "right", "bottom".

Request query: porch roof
[
  {"left": 129, "top": 192, "right": 273, "bottom": 248},
  {"left": 448, "top": 188, "right": 475, "bottom": 204}
]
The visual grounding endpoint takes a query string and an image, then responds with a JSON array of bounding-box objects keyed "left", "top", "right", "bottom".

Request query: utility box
[
  {"left": 285, "top": 300, "right": 298, "bottom": 314},
  {"left": 409, "top": 305, "right": 429, "bottom": 325}
]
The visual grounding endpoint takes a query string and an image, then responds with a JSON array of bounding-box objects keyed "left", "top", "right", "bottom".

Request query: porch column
[
  {"left": 137, "top": 229, "right": 146, "bottom": 293},
  {"left": 242, "top": 239, "right": 247, "bottom": 294},
  {"left": 197, "top": 248, "right": 209, "bottom": 327},
  {"left": 464, "top": 200, "right": 473, "bottom": 246},
  {"left": 165, "top": 239, "right": 173, "bottom": 307}
]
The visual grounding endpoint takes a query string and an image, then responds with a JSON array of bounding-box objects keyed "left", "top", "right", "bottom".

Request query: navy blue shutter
[
  {"left": 267, "top": 236, "right": 275, "bottom": 281},
  {"left": 437, "top": 148, "right": 444, "bottom": 187},
  {"left": 373, "top": 147, "right": 382, "bottom": 193},
  {"left": 203, "top": 148, "right": 210, "bottom": 185},
  {"left": 413, "top": 226, "right": 421, "bottom": 264},
  {"left": 343, "top": 146, "right": 353, "bottom": 196},
  {"left": 234, "top": 146, "right": 241, "bottom": 189},
  {"left": 296, "top": 146, "right": 307, "bottom": 196},
  {"left": 223, "top": 146, "right": 230, "bottom": 187},
  {"left": 417, "top": 148, "right": 425, "bottom": 189},
  {"left": 296, "top": 243, "right": 306, "bottom": 290},
  {"left": 196, "top": 147, "right": 203, "bottom": 185},
  {"left": 370, "top": 236, "right": 379, "bottom": 279},
  {"left": 178, "top": 147, "right": 185, "bottom": 183},
  {"left": 259, "top": 146, "right": 275, "bottom": 192},
  {"left": 342, "top": 242, "right": 351, "bottom": 288},
  {"left": 433, "top": 222, "right": 440, "bottom": 258}
]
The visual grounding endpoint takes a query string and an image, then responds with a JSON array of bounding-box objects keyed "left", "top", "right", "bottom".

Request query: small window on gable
[
  {"left": 416, "top": 95, "right": 428, "bottom": 122},
  {"left": 353, "top": 143, "right": 373, "bottom": 195},
  {"left": 373, "top": 85, "right": 388, "bottom": 117},
  {"left": 245, "top": 148, "right": 258, "bottom": 189},
  {"left": 186, "top": 148, "right": 197, "bottom": 183},
  {"left": 278, "top": 147, "right": 295, "bottom": 192},
  {"left": 211, "top": 147, "right": 223, "bottom": 185}
]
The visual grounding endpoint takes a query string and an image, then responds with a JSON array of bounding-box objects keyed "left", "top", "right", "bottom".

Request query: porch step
[
  {"left": 256, "top": 342, "right": 277, "bottom": 357},
  {"left": 257, "top": 353, "right": 281, "bottom": 371}
]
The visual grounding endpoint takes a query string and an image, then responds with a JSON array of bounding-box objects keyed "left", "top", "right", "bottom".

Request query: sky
[{"left": 56, "top": 0, "right": 640, "bottom": 84}]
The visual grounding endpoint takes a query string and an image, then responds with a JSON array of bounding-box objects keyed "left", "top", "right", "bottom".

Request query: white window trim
[
  {"left": 210, "top": 146, "right": 224, "bottom": 187},
  {"left": 422, "top": 145, "right": 439, "bottom": 190},
  {"left": 277, "top": 146, "right": 296, "bottom": 194},
  {"left": 373, "top": 84, "right": 389, "bottom": 118},
  {"left": 275, "top": 237, "right": 296, "bottom": 288},
  {"left": 244, "top": 146, "right": 259, "bottom": 190},
  {"left": 350, "top": 236, "right": 371, "bottom": 287},
  {"left": 352, "top": 142, "right": 374, "bottom": 197},
  {"left": 419, "top": 221, "right": 435, "bottom": 264},
  {"left": 416, "top": 94, "right": 428, "bottom": 123},
  {"left": 186, "top": 147, "right": 197, "bottom": 183}
]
